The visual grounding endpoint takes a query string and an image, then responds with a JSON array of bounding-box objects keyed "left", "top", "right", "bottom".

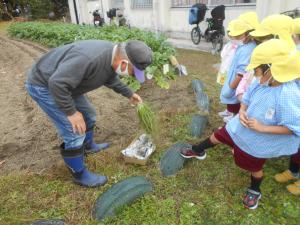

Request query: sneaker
[
  {"left": 243, "top": 189, "right": 262, "bottom": 210},
  {"left": 180, "top": 148, "right": 206, "bottom": 160},
  {"left": 223, "top": 115, "right": 234, "bottom": 123},
  {"left": 286, "top": 180, "right": 300, "bottom": 196},
  {"left": 274, "top": 170, "right": 299, "bottom": 183},
  {"left": 218, "top": 109, "right": 233, "bottom": 117}
]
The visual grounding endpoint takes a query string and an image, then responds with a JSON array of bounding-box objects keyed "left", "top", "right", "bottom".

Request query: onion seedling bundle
[{"left": 137, "top": 103, "right": 156, "bottom": 134}]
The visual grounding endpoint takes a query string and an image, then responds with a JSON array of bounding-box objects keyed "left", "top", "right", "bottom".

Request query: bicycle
[
  {"left": 191, "top": 20, "right": 224, "bottom": 54},
  {"left": 190, "top": 4, "right": 225, "bottom": 54}
]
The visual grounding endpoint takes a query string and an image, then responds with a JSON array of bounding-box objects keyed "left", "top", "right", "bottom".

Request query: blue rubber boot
[
  {"left": 60, "top": 144, "right": 108, "bottom": 187},
  {"left": 73, "top": 168, "right": 108, "bottom": 187},
  {"left": 84, "top": 130, "right": 109, "bottom": 154}
]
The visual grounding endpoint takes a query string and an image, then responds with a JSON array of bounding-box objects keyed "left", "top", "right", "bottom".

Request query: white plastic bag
[
  {"left": 121, "top": 134, "right": 156, "bottom": 160},
  {"left": 217, "top": 41, "right": 238, "bottom": 85}
]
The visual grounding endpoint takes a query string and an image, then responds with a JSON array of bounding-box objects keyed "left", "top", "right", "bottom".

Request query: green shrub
[{"left": 8, "top": 22, "right": 176, "bottom": 90}]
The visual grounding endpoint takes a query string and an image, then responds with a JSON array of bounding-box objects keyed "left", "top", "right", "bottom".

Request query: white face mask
[
  {"left": 115, "top": 60, "right": 129, "bottom": 76},
  {"left": 257, "top": 76, "right": 271, "bottom": 86},
  {"left": 257, "top": 68, "right": 272, "bottom": 86}
]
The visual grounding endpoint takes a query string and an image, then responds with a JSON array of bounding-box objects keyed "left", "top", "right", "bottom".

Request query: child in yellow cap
[
  {"left": 235, "top": 12, "right": 259, "bottom": 102},
  {"left": 180, "top": 39, "right": 300, "bottom": 209},
  {"left": 218, "top": 17, "right": 257, "bottom": 123},
  {"left": 236, "top": 14, "right": 296, "bottom": 118},
  {"left": 234, "top": 12, "right": 260, "bottom": 103},
  {"left": 250, "top": 14, "right": 295, "bottom": 47}
]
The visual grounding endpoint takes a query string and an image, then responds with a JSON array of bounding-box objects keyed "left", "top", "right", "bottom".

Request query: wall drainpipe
[{"left": 73, "top": 0, "right": 79, "bottom": 24}]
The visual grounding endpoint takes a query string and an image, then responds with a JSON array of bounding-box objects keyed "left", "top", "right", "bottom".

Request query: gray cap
[{"left": 125, "top": 40, "right": 153, "bottom": 83}]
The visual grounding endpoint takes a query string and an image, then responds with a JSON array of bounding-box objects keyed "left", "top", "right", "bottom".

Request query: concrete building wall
[
  {"left": 68, "top": 0, "right": 300, "bottom": 39},
  {"left": 124, "top": 0, "right": 154, "bottom": 30},
  {"left": 256, "top": 0, "right": 299, "bottom": 19}
]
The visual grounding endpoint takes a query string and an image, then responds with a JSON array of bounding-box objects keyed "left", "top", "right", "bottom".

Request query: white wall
[
  {"left": 123, "top": 0, "right": 154, "bottom": 30},
  {"left": 256, "top": 0, "right": 300, "bottom": 19},
  {"left": 68, "top": 0, "right": 76, "bottom": 24}
]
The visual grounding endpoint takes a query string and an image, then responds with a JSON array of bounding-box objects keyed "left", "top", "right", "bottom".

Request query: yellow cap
[
  {"left": 250, "top": 14, "right": 295, "bottom": 47},
  {"left": 247, "top": 39, "right": 300, "bottom": 82},
  {"left": 249, "top": 23, "right": 272, "bottom": 37},
  {"left": 238, "top": 12, "right": 259, "bottom": 30},
  {"left": 227, "top": 19, "right": 238, "bottom": 32},
  {"left": 247, "top": 39, "right": 288, "bottom": 70},
  {"left": 293, "top": 18, "right": 300, "bottom": 34},
  {"left": 272, "top": 50, "right": 300, "bottom": 82},
  {"left": 228, "top": 19, "right": 253, "bottom": 37}
]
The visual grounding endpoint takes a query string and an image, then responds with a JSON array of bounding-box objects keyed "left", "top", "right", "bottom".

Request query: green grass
[{"left": 0, "top": 49, "right": 299, "bottom": 225}]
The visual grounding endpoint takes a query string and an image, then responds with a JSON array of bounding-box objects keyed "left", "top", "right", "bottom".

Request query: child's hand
[
  {"left": 239, "top": 110, "right": 249, "bottom": 127},
  {"left": 248, "top": 119, "right": 265, "bottom": 132}
]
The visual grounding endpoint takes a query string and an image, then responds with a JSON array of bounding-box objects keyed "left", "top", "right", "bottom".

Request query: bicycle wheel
[{"left": 191, "top": 27, "right": 201, "bottom": 45}]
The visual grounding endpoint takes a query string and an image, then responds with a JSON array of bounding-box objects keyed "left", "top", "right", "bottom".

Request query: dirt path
[
  {"left": 0, "top": 35, "right": 195, "bottom": 174},
  {"left": 0, "top": 35, "right": 56, "bottom": 173}
]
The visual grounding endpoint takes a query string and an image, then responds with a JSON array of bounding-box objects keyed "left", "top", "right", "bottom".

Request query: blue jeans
[{"left": 25, "top": 83, "right": 97, "bottom": 149}]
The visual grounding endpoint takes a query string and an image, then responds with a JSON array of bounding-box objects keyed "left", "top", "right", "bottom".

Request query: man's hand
[
  {"left": 129, "top": 93, "right": 143, "bottom": 105},
  {"left": 67, "top": 111, "right": 86, "bottom": 135},
  {"left": 239, "top": 110, "right": 249, "bottom": 127},
  {"left": 248, "top": 118, "right": 265, "bottom": 133}
]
